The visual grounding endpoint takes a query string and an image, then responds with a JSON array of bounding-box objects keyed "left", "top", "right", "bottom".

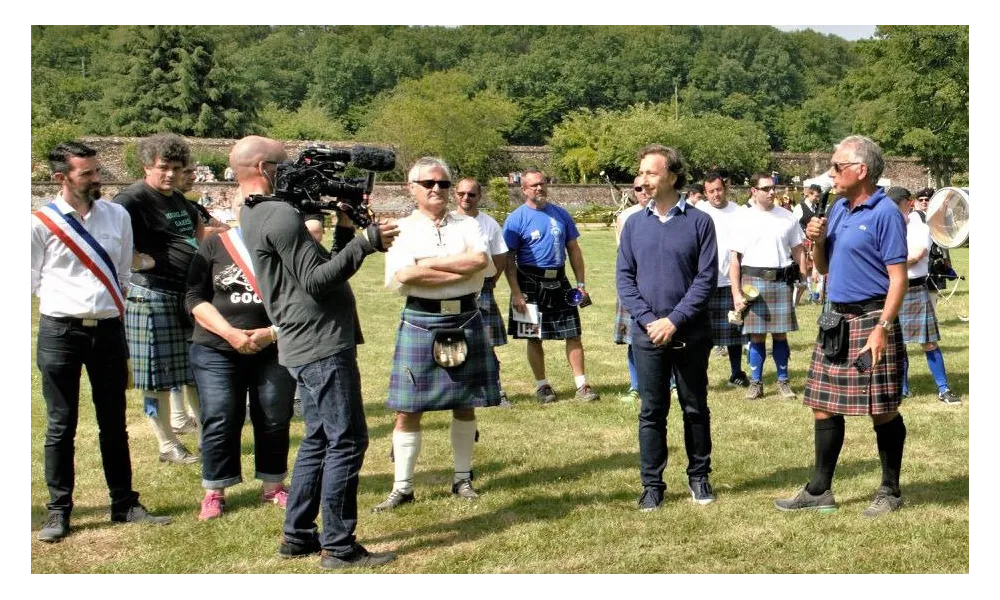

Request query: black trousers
[
  {"left": 35, "top": 315, "right": 138, "bottom": 515},
  {"left": 632, "top": 328, "right": 713, "bottom": 490}
]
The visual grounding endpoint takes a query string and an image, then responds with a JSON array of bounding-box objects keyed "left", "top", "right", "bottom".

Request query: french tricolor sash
[
  {"left": 33, "top": 201, "right": 126, "bottom": 317},
  {"left": 219, "top": 228, "right": 262, "bottom": 298}
]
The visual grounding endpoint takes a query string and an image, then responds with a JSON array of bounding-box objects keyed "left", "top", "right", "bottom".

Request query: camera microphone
[{"left": 302, "top": 145, "right": 395, "bottom": 172}]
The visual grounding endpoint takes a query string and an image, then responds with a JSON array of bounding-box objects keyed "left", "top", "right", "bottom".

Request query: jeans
[
  {"left": 632, "top": 328, "right": 713, "bottom": 490},
  {"left": 189, "top": 343, "right": 295, "bottom": 489},
  {"left": 36, "top": 315, "right": 139, "bottom": 515},
  {"left": 283, "top": 348, "right": 369, "bottom": 556}
]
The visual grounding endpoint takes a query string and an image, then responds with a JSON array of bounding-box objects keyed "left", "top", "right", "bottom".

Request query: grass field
[{"left": 29, "top": 229, "right": 970, "bottom": 574}]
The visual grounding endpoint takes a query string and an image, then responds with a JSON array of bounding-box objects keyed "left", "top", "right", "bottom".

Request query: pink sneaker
[
  {"left": 198, "top": 491, "right": 225, "bottom": 521},
  {"left": 262, "top": 485, "right": 289, "bottom": 508}
]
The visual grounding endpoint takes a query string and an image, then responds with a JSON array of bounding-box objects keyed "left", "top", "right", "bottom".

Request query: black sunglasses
[
  {"left": 830, "top": 162, "right": 861, "bottom": 173},
  {"left": 413, "top": 180, "right": 451, "bottom": 190},
  {"left": 456, "top": 191, "right": 478, "bottom": 198}
]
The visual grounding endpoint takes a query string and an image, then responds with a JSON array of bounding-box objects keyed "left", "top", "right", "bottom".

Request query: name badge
[
  {"left": 544, "top": 269, "right": 557, "bottom": 279},
  {"left": 440, "top": 300, "right": 461, "bottom": 315}
]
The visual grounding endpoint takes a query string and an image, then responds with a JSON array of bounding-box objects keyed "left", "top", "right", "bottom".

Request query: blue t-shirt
[
  {"left": 824, "top": 187, "right": 907, "bottom": 303},
  {"left": 502, "top": 202, "right": 580, "bottom": 268}
]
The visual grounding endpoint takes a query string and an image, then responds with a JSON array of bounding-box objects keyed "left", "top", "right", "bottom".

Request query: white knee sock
[
  {"left": 451, "top": 418, "right": 477, "bottom": 483},
  {"left": 183, "top": 384, "right": 202, "bottom": 444},
  {"left": 145, "top": 390, "right": 181, "bottom": 453},
  {"left": 169, "top": 388, "right": 190, "bottom": 429},
  {"left": 392, "top": 430, "right": 422, "bottom": 494}
]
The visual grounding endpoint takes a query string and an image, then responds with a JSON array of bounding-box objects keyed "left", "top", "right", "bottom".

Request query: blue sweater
[{"left": 616, "top": 202, "right": 718, "bottom": 338}]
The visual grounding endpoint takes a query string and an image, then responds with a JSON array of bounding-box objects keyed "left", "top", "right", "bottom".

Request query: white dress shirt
[{"left": 451, "top": 210, "right": 508, "bottom": 279}]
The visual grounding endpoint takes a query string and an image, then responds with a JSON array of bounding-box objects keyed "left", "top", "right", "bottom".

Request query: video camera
[{"left": 243, "top": 144, "right": 396, "bottom": 228}]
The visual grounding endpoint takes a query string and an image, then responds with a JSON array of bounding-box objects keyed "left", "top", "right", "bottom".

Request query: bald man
[{"left": 235, "top": 136, "right": 400, "bottom": 569}]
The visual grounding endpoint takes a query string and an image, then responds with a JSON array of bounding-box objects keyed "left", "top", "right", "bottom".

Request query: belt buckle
[
  {"left": 440, "top": 300, "right": 460, "bottom": 315},
  {"left": 763, "top": 268, "right": 776, "bottom": 280},
  {"left": 81, "top": 319, "right": 99, "bottom": 327},
  {"left": 544, "top": 269, "right": 557, "bottom": 279}
]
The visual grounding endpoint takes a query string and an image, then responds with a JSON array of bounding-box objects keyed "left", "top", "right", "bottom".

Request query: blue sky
[{"left": 776, "top": 25, "right": 877, "bottom": 40}]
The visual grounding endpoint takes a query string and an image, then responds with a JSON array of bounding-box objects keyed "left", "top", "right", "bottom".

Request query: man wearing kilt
[
  {"left": 374, "top": 158, "right": 498, "bottom": 512},
  {"left": 886, "top": 187, "right": 961, "bottom": 405},
  {"left": 776, "top": 135, "right": 909, "bottom": 517},
  {"left": 452, "top": 177, "right": 511, "bottom": 406},
  {"left": 613, "top": 176, "right": 650, "bottom": 402},
  {"left": 695, "top": 172, "right": 750, "bottom": 387},
  {"left": 729, "top": 172, "right": 808, "bottom": 400},
  {"left": 502, "top": 170, "right": 599, "bottom": 403},
  {"left": 114, "top": 133, "right": 204, "bottom": 465}
]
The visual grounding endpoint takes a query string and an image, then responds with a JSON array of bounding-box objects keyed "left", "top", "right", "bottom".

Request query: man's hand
[
  {"left": 859, "top": 325, "right": 889, "bottom": 367},
  {"left": 805, "top": 217, "right": 827, "bottom": 243},
  {"left": 378, "top": 220, "right": 400, "bottom": 250},
  {"left": 247, "top": 328, "right": 275, "bottom": 353},
  {"left": 646, "top": 317, "right": 677, "bottom": 346},
  {"left": 511, "top": 292, "right": 528, "bottom": 315}
]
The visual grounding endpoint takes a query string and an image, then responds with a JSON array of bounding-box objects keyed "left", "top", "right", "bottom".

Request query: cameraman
[{"left": 233, "top": 136, "right": 399, "bottom": 569}]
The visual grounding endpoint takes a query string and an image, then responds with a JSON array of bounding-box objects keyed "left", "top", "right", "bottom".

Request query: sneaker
[
  {"left": 620, "top": 389, "right": 640, "bottom": 403},
  {"left": 372, "top": 489, "right": 415, "bottom": 513},
  {"left": 158, "top": 444, "right": 198, "bottom": 465},
  {"left": 714, "top": 346, "right": 727, "bottom": 357},
  {"left": 278, "top": 536, "right": 321, "bottom": 559},
  {"left": 451, "top": 478, "right": 479, "bottom": 499},
  {"left": 777, "top": 380, "right": 797, "bottom": 399},
  {"left": 262, "top": 485, "right": 289, "bottom": 508},
  {"left": 938, "top": 389, "right": 961, "bottom": 405},
  {"left": 862, "top": 486, "right": 904, "bottom": 518},
  {"left": 901, "top": 389, "right": 910, "bottom": 399},
  {"left": 774, "top": 485, "right": 837, "bottom": 512},
  {"left": 728, "top": 372, "right": 750, "bottom": 388},
  {"left": 172, "top": 420, "right": 198, "bottom": 435},
  {"left": 320, "top": 545, "right": 396, "bottom": 569},
  {"left": 536, "top": 384, "right": 557, "bottom": 404},
  {"left": 498, "top": 390, "right": 512, "bottom": 408},
  {"left": 576, "top": 384, "right": 600, "bottom": 402},
  {"left": 637, "top": 487, "right": 664, "bottom": 512},
  {"left": 745, "top": 381, "right": 764, "bottom": 401},
  {"left": 37, "top": 511, "right": 69, "bottom": 543},
  {"left": 111, "top": 503, "right": 173, "bottom": 525},
  {"left": 688, "top": 477, "right": 716, "bottom": 505},
  {"left": 198, "top": 491, "right": 225, "bottom": 521}
]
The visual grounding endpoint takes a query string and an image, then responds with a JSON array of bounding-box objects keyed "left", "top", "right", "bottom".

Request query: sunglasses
[
  {"left": 756, "top": 185, "right": 775, "bottom": 192},
  {"left": 455, "top": 191, "right": 478, "bottom": 198},
  {"left": 633, "top": 186, "right": 644, "bottom": 192},
  {"left": 413, "top": 180, "right": 451, "bottom": 190},
  {"left": 830, "top": 162, "right": 861, "bottom": 173}
]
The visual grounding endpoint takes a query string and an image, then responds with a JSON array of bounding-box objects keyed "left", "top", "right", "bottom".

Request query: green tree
[
  {"left": 262, "top": 101, "right": 347, "bottom": 141},
  {"left": 777, "top": 94, "right": 852, "bottom": 152}
]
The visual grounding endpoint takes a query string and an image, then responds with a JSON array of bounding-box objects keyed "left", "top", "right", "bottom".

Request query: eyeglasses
[
  {"left": 523, "top": 182, "right": 545, "bottom": 189},
  {"left": 830, "top": 162, "right": 861, "bottom": 173},
  {"left": 755, "top": 185, "right": 775, "bottom": 192},
  {"left": 455, "top": 191, "right": 478, "bottom": 198},
  {"left": 633, "top": 186, "right": 644, "bottom": 192},
  {"left": 413, "top": 180, "right": 451, "bottom": 190}
]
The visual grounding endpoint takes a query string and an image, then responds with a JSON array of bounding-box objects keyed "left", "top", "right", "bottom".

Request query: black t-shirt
[
  {"left": 185, "top": 233, "right": 276, "bottom": 355},
  {"left": 114, "top": 181, "right": 201, "bottom": 291}
]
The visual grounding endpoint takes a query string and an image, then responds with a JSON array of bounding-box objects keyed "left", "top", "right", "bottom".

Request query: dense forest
[{"left": 31, "top": 25, "right": 968, "bottom": 185}]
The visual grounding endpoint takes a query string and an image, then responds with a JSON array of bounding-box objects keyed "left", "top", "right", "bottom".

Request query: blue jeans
[
  {"left": 36, "top": 316, "right": 138, "bottom": 515},
  {"left": 632, "top": 329, "right": 713, "bottom": 490},
  {"left": 189, "top": 344, "right": 296, "bottom": 489},
  {"left": 283, "top": 348, "right": 369, "bottom": 556}
]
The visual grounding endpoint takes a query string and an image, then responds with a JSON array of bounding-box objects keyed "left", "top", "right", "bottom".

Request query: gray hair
[
  {"left": 837, "top": 135, "right": 884, "bottom": 185},
  {"left": 408, "top": 157, "right": 452, "bottom": 182},
  {"left": 138, "top": 133, "right": 190, "bottom": 167}
]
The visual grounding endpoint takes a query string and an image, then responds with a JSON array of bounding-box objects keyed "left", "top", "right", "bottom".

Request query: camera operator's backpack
[{"left": 915, "top": 210, "right": 952, "bottom": 292}]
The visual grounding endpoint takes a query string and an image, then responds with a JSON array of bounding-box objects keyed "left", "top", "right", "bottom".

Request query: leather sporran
[
  {"left": 432, "top": 328, "right": 468, "bottom": 368},
  {"left": 816, "top": 311, "right": 848, "bottom": 362}
]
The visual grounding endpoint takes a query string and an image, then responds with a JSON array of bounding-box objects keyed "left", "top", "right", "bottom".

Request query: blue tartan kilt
[
  {"left": 742, "top": 275, "right": 799, "bottom": 334},
  {"left": 708, "top": 286, "right": 748, "bottom": 347},
  {"left": 507, "top": 270, "right": 582, "bottom": 340},
  {"left": 899, "top": 282, "right": 940, "bottom": 344},
  {"left": 386, "top": 308, "right": 501, "bottom": 413},
  {"left": 612, "top": 295, "right": 632, "bottom": 345},
  {"left": 803, "top": 310, "right": 904, "bottom": 416},
  {"left": 477, "top": 282, "right": 507, "bottom": 347},
  {"left": 124, "top": 284, "right": 194, "bottom": 391}
]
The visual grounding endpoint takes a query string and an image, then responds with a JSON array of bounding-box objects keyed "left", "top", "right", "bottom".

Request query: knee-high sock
[
  {"left": 451, "top": 418, "right": 478, "bottom": 483},
  {"left": 392, "top": 430, "right": 421, "bottom": 493},
  {"left": 925, "top": 348, "right": 951, "bottom": 393},
  {"left": 772, "top": 339, "right": 791, "bottom": 381},
  {"left": 169, "top": 388, "right": 192, "bottom": 429},
  {"left": 627, "top": 345, "right": 639, "bottom": 391},
  {"left": 145, "top": 390, "right": 181, "bottom": 453},
  {"left": 183, "top": 384, "right": 202, "bottom": 444},
  {"left": 806, "top": 415, "right": 845, "bottom": 495},
  {"left": 874, "top": 414, "right": 906, "bottom": 495},
  {"left": 748, "top": 341, "right": 766, "bottom": 382},
  {"left": 901, "top": 350, "right": 910, "bottom": 395},
  {"left": 727, "top": 344, "right": 743, "bottom": 378}
]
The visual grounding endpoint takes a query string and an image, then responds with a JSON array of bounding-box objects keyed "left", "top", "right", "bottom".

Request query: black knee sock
[
  {"left": 727, "top": 344, "right": 743, "bottom": 377},
  {"left": 874, "top": 414, "right": 906, "bottom": 496},
  {"left": 807, "top": 415, "right": 845, "bottom": 495}
]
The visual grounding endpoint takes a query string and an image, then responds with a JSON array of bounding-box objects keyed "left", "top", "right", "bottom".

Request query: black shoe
[
  {"left": 278, "top": 536, "right": 321, "bottom": 559},
  {"left": 728, "top": 372, "right": 750, "bottom": 388},
  {"left": 536, "top": 384, "right": 557, "bottom": 404},
  {"left": 372, "top": 489, "right": 415, "bottom": 513},
  {"left": 158, "top": 444, "right": 198, "bottom": 465},
  {"left": 320, "top": 545, "right": 396, "bottom": 569},
  {"left": 111, "top": 503, "right": 172, "bottom": 525},
  {"left": 451, "top": 478, "right": 479, "bottom": 499},
  {"left": 637, "top": 487, "right": 663, "bottom": 512},
  {"left": 938, "top": 389, "right": 961, "bottom": 405},
  {"left": 688, "top": 477, "right": 716, "bottom": 505},
  {"left": 37, "top": 511, "right": 69, "bottom": 543}
]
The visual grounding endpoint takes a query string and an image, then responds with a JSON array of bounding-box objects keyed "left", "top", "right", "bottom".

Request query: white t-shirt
[
  {"left": 451, "top": 210, "right": 508, "bottom": 278},
  {"left": 906, "top": 213, "right": 931, "bottom": 279},
  {"left": 385, "top": 210, "right": 487, "bottom": 299},
  {"left": 615, "top": 203, "right": 645, "bottom": 245},
  {"left": 732, "top": 205, "right": 804, "bottom": 269},
  {"left": 695, "top": 201, "right": 745, "bottom": 287}
]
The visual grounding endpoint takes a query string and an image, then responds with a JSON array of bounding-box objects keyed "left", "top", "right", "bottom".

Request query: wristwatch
[{"left": 877, "top": 319, "right": 893, "bottom": 333}]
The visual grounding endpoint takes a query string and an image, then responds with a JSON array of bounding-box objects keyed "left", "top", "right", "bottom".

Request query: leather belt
[
  {"left": 831, "top": 296, "right": 886, "bottom": 315},
  {"left": 42, "top": 314, "right": 119, "bottom": 328},
  {"left": 908, "top": 276, "right": 927, "bottom": 287},
  {"left": 519, "top": 264, "right": 565, "bottom": 280},
  {"left": 406, "top": 294, "right": 477, "bottom": 315},
  {"left": 129, "top": 272, "right": 184, "bottom": 294},
  {"left": 741, "top": 265, "right": 795, "bottom": 281}
]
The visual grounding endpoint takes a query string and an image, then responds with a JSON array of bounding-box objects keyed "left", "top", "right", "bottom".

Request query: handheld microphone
[{"left": 817, "top": 187, "right": 832, "bottom": 216}]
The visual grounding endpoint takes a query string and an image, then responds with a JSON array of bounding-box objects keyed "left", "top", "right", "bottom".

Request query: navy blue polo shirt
[{"left": 824, "top": 187, "right": 907, "bottom": 303}]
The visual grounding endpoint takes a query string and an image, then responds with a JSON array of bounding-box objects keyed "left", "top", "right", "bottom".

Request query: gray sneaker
[
  {"left": 777, "top": 380, "right": 797, "bottom": 399},
  {"left": 451, "top": 478, "right": 479, "bottom": 499},
  {"left": 775, "top": 485, "right": 837, "bottom": 513},
  {"left": 536, "top": 384, "right": 557, "bottom": 404},
  {"left": 575, "top": 384, "right": 600, "bottom": 402},
  {"left": 746, "top": 381, "right": 764, "bottom": 401},
  {"left": 862, "top": 486, "right": 904, "bottom": 518},
  {"left": 37, "top": 511, "right": 69, "bottom": 543},
  {"left": 938, "top": 389, "right": 961, "bottom": 405},
  {"left": 372, "top": 489, "right": 415, "bottom": 513}
]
